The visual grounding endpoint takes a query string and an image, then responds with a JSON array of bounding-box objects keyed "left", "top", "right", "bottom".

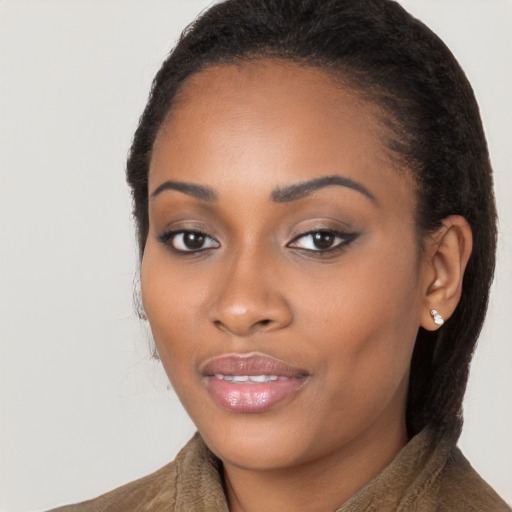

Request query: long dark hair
[{"left": 126, "top": 0, "right": 497, "bottom": 443}]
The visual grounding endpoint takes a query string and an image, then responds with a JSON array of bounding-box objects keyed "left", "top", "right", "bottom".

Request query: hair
[{"left": 126, "top": 0, "right": 497, "bottom": 444}]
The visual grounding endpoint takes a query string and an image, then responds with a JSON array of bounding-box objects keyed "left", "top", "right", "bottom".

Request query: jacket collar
[{"left": 173, "top": 430, "right": 450, "bottom": 511}]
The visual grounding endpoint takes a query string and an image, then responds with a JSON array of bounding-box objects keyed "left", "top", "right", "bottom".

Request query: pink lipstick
[{"left": 201, "top": 354, "right": 308, "bottom": 413}]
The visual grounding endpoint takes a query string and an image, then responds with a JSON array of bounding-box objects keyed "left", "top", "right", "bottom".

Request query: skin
[{"left": 141, "top": 60, "right": 470, "bottom": 512}]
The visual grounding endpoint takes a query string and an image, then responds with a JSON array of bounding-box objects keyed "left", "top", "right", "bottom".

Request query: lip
[{"left": 201, "top": 353, "right": 309, "bottom": 413}]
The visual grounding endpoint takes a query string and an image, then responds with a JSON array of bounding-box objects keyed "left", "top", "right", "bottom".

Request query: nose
[{"left": 209, "top": 250, "right": 292, "bottom": 337}]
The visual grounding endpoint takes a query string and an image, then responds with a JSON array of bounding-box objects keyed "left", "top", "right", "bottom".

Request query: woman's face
[{"left": 141, "top": 61, "right": 431, "bottom": 471}]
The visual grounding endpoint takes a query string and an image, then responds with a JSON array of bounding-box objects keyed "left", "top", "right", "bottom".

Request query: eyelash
[
  {"left": 158, "top": 230, "right": 220, "bottom": 254},
  {"left": 287, "top": 229, "right": 357, "bottom": 254},
  {"left": 157, "top": 228, "right": 357, "bottom": 256}
]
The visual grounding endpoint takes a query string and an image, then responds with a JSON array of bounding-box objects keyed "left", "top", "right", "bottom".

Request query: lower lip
[{"left": 206, "top": 376, "right": 306, "bottom": 413}]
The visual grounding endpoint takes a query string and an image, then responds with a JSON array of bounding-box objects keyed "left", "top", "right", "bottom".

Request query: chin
[
  {"left": 209, "top": 434, "right": 306, "bottom": 471},
  {"left": 194, "top": 412, "right": 331, "bottom": 472}
]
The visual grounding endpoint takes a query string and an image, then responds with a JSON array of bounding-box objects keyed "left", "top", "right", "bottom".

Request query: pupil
[
  {"left": 184, "top": 232, "right": 205, "bottom": 249},
  {"left": 313, "top": 232, "right": 334, "bottom": 249}
]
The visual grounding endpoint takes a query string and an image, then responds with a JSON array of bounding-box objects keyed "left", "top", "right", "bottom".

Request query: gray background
[{"left": 1, "top": 1, "right": 511, "bottom": 510}]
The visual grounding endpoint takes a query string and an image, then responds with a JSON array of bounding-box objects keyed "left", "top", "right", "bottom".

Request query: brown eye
[
  {"left": 163, "top": 230, "right": 220, "bottom": 252},
  {"left": 311, "top": 232, "right": 336, "bottom": 249},
  {"left": 181, "top": 232, "right": 205, "bottom": 250},
  {"left": 288, "top": 230, "right": 356, "bottom": 252}
]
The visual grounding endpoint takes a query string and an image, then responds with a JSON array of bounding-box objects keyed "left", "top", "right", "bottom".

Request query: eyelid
[
  {"left": 158, "top": 228, "right": 220, "bottom": 253},
  {"left": 287, "top": 228, "right": 357, "bottom": 252}
]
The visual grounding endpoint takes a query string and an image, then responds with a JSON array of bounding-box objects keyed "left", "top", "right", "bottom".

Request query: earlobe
[{"left": 420, "top": 215, "right": 473, "bottom": 331}]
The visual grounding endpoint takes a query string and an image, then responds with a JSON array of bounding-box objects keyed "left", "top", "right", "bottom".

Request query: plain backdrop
[{"left": 1, "top": 1, "right": 511, "bottom": 510}]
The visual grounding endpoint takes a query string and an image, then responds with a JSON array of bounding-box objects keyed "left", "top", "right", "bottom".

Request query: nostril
[{"left": 213, "top": 318, "right": 273, "bottom": 334}]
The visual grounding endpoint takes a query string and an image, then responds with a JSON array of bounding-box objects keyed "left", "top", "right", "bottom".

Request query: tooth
[
  {"left": 214, "top": 374, "right": 286, "bottom": 383},
  {"left": 249, "top": 375, "right": 267, "bottom": 383}
]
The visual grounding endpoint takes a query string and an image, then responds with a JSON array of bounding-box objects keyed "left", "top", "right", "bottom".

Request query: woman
[{"left": 51, "top": 0, "right": 510, "bottom": 510}]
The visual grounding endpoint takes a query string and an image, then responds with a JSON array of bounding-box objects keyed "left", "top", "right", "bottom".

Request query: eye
[
  {"left": 159, "top": 230, "right": 220, "bottom": 253},
  {"left": 288, "top": 230, "right": 355, "bottom": 252}
]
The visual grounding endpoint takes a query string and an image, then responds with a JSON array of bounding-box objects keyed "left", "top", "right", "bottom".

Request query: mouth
[
  {"left": 201, "top": 353, "right": 308, "bottom": 413},
  {"left": 214, "top": 374, "right": 285, "bottom": 383}
]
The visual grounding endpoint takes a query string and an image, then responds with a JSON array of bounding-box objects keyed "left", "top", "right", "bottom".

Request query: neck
[{"left": 223, "top": 419, "right": 408, "bottom": 512}]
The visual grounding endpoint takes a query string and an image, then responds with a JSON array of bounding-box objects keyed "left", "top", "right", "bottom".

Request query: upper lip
[{"left": 200, "top": 353, "right": 308, "bottom": 378}]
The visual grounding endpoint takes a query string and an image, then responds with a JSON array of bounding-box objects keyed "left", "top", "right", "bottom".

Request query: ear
[{"left": 420, "top": 215, "right": 473, "bottom": 331}]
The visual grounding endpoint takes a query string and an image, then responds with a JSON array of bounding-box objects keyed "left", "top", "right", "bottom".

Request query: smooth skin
[{"left": 141, "top": 61, "right": 472, "bottom": 512}]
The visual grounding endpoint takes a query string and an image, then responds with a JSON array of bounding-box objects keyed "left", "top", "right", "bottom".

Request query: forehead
[
  {"left": 158, "top": 60, "right": 383, "bottom": 153},
  {"left": 149, "top": 59, "right": 414, "bottom": 214},
  {"left": 173, "top": 59, "right": 362, "bottom": 115}
]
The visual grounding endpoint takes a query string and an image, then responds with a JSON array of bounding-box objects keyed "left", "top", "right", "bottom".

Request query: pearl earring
[{"left": 430, "top": 309, "right": 444, "bottom": 326}]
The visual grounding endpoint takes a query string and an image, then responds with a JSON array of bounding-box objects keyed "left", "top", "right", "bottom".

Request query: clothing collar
[{"left": 172, "top": 430, "right": 450, "bottom": 511}]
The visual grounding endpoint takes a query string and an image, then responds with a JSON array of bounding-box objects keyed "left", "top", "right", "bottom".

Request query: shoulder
[
  {"left": 431, "top": 445, "right": 511, "bottom": 512},
  {"left": 48, "top": 460, "right": 178, "bottom": 512},
  {"left": 47, "top": 433, "right": 220, "bottom": 512},
  {"left": 339, "top": 430, "right": 510, "bottom": 512}
]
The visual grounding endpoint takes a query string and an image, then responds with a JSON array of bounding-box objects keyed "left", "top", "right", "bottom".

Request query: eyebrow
[
  {"left": 150, "top": 174, "right": 375, "bottom": 204},
  {"left": 271, "top": 175, "right": 376, "bottom": 203},
  {"left": 150, "top": 180, "right": 218, "bottom": 202}
]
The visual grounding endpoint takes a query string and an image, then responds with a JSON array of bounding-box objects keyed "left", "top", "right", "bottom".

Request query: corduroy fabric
[{"left": 50, "top": 431, "right": 510, "bottom": 511}]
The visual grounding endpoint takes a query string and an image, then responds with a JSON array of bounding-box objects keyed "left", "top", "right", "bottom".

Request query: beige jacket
[{"left": 51, "top": 431, "right": 510, "bottom": 511}]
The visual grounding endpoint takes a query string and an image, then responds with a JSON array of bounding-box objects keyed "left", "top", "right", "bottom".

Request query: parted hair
[{"left": 127, "top": 0, "right": 497, "bottom": 443}]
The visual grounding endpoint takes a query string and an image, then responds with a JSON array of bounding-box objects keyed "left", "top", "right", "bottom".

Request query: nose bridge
[{"left": 210, "top": 243, "right": 291, "bottom": 336}]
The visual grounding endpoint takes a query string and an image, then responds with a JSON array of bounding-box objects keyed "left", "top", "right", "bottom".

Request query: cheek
[
  {"left": 140, "top": 247, "right": 200, "bottom": 363},
  {"left": 294, "top": 235, "right": 421, "bottom": 331},
  {"left": 291, "top": 235, "right": 422, "bottom": 388}
]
